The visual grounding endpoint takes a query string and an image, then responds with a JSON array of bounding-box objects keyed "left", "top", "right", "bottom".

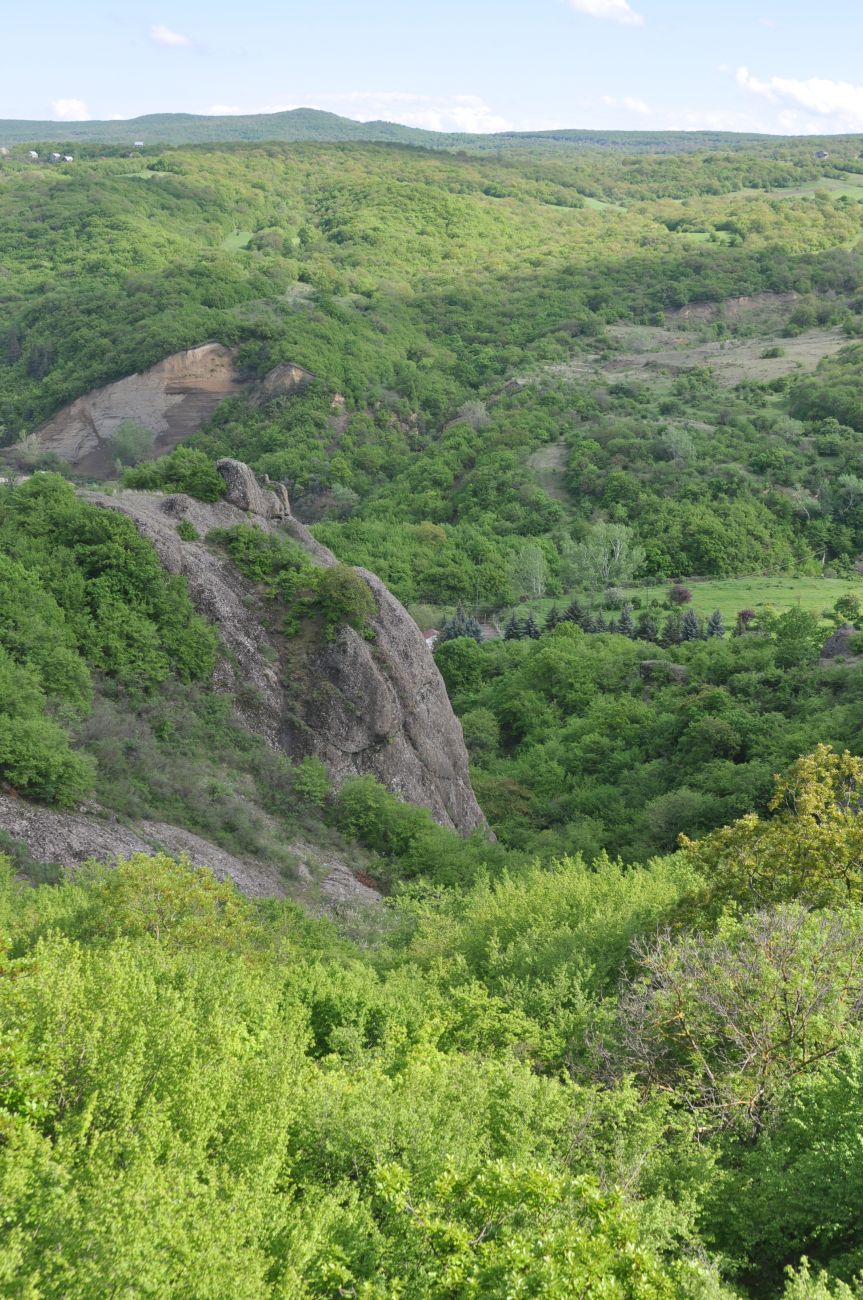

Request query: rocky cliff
[
  {"left": 83, "top": 461, "right": 486, "bottom": 835},
  {"left": 12, "top": 345, "right": 313, "bottom": 478}
]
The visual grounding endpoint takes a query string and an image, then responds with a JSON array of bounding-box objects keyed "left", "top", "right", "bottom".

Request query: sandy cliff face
[
  {"left": 28, "top": 344, "right": 243, "bottom": 475},
  {"left": 83, "top": 462, "right": 487, "bottom": 835},
  {"left": 17, "top": 346, "right": 314, "bottom": 478}
]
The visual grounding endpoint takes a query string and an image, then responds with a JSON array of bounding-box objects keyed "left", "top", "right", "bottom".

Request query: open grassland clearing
[{"left": 487, "top": 575, "right": 863, "bottom": 634}]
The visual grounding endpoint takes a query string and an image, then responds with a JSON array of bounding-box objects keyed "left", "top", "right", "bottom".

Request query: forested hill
[
  {"left": 1, "top": 105, "right": 862, "bottom": 153},
  {"left": 9, "top": 117, "right": 863, "bottom": 1294}
]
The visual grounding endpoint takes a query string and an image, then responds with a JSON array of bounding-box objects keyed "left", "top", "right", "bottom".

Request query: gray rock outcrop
[
  {"left": 0, "top": 791, "right": 285, "bottom": 898},
  {"left": 820, "top": 622, "right": 860, "bottom": 664},
  {"left": 217, "top": 458, "right": 290, "bottom": 518},
  {"left": 83, "top": 461, "right": 486, "bottom": 835},
  {"left": 0, "top": 792, "right": 380, "bottom": 911}
]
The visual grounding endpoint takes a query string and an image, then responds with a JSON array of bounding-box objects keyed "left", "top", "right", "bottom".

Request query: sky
[{"left": 2, "top": 1, "right": 863, "bottom": 135}]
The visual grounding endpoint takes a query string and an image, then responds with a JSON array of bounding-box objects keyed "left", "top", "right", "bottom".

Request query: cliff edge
[{"left": 83, "top": 461, "right": 486, "bottom": 835}]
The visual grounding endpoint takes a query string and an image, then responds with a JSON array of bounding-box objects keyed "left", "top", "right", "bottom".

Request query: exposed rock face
[
  {"left": 12, "top": 345, "right": 315, "bottom": 478},
  {"left": 23, "top": 343, "right": 245, "bottom": 477},
  {"left": 83, "top": 462, "right": 486, "bottom": 835},
  {"left": 640, "top": 659, "right": 689, "bottom": 686},
  {"left": 217, "top": 458, "right": 290, "bottom": 518},
  {"left": 0, "top": 792, "right": 381, "bottom": 910},
  {"left": 258, "top": 361, "right": 313, "bottom": 399},
  {"left": 0, "top": 791, "right": 285, "bottom": 898},
  {"left": 821, "top": 622, "right": 860, "bottom": 663}
]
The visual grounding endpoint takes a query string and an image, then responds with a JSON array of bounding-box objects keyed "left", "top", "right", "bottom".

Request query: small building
[
  {"left": 63, "top": 155, "right": 74, "bottom": 163},
  {"left": 422, "top": 629, "right": 440, "bottom": 651},
  {"left": 0, "top": 147, "right": 8, "bottom": 157},
  {"left": 28, "top": 150, "right": 38, "bottom": 160},
  {"left": 49, "top": 152, "right": 62, "bottom": 162},
  {"left": 815, "top": 150, "right": 829, "bottom": 159},
  {"left": 133, "top": 141, "right": 144, "bottom": 148}
]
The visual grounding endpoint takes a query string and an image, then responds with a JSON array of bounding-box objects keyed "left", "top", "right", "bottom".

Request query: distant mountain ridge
[{"left": 0, "top": 105, "right": 858, "bottom": 152}]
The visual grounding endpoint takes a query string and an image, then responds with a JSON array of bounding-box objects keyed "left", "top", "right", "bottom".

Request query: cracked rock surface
[{"left": 83, "top": 462, "right": 486, "bottom": 834}]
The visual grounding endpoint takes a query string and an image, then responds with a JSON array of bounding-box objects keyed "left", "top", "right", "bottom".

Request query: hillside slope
[{"left": 1, "top": 106, "right": 860, "bottom": 152}]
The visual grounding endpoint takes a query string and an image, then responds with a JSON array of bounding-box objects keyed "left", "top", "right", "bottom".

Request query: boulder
[
  {"left": 216, "top": 458, "right": 290, "bottom": 518},
  {"left": 820, "top": 622, "right": 860, "bottom": 663},
  {"left": 639, "top": 659, "right": 689, "bottom": 685}
]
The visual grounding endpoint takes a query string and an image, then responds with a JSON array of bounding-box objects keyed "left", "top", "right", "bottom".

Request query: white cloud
[
  {"left": 568, "top": 0, "right": 644, "bottom": 27},
  {"left": 51, "top": 98, "right": 89, "bottom": 121},
  {"left": 150, "top": 24, "right": 190, "bottom": 47},
  {"left": 737, "top": 65, "right": 863, "bottom": 128},
  {"left": 602, "top": 94, "right": 649, "bottom": 114}
]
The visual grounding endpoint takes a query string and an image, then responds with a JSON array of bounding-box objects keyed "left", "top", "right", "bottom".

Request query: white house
[
  {"left": 28, "top": 150, "right": 38, "bottom": 160},
  {"left": 133, "top": 141, "right": 144, "bottom": 148},
  {"left": 63, "top": 155, "right": 74, "bottom": 163}
]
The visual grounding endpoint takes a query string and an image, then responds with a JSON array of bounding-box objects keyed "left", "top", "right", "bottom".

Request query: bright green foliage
[
  {"left": 123, "top": 447, "right": 228, "bottom": 501},
  {"left": 290, "top": 756, "right": 331, "bottom": 806},
  {"left": 111, "top": 419, "right": 155, "bottom": 466},
  {"left": 3, "top": 143, "right": 863, "bottom": 604},
  {"left": 306, "top": 562, "right": 376, "bottom": 639},
  {"left": 0, "top": 477, "right": 216, "bottom": 803},
  {"left": 176, "top": 518, "right": 199, "bottom": 541},
  {"left": 0, "top": 853, "right": 722, "bottom": 1298},
  {"left": 208, "top": 523, "right": 375, "bottom": 639},
  {"left": 1, "top": 476, "right": 217, "bottom": 689},
  {"left": 682, "top": 745, "right": 863, "bottom": 911},
  {"left": 445, "top": 623, "right": 863, "bottom": 860},
  {"left": 333, "top": 774, "right": 509, "bottom": 886},
  {"left": 708, "top": 1042, "right": 863, "bottom": 1292}
]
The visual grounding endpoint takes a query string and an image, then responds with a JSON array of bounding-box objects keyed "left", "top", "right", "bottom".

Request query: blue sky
[{"left": 3, "top": 1, "right": 862, "bottom": 134}]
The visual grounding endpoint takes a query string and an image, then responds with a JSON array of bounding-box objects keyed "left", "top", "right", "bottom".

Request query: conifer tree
[
  {"left": 706, "top": 609, "right": 725, "bottom": 638},
  {"left": 618, "top": 603, "right": 635, "bottom": 638},
  {"left": 594, "top": 610, "right": 607, "bottom": 633},
  {"left": 545, "top": 605, "right": 561, "bottom": 632},
  {"left": 503, "top": 612, "right": 523, "bottom": 641},
  {"left": 440, "top": 602, "right": 483, "bottom": 644},
  {"left": 661, "top": 611, "right": 683, "bottom": 645},
  {"left": 681, "top": 608, "right": 703, "bottom": 641},
  {"left": 636, "top": 612, "right": 659, "bottom": 642},
  {"left": 524, "top": 613, "right": 541, "bottom": 640},
  {"left": 563, "top": 599, "right": 586, "bottom": 626}
]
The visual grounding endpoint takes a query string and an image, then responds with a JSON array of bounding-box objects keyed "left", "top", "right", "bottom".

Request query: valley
[{"left": 3, "top": 119, "right": 863, "bottom": 1296}]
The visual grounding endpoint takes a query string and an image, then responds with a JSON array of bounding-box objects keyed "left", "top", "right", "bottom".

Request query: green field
[
  {"left": 643, "top": 575, "right": 863, "bottom": 625},
  {"left": 221, "top": 228, "right": 253, "bottom": 250},
  {"left": 730, "top": 179, "right": 863, "bottom": 201},
  {"left": 421, "top": 575, "right": 863, "bottom": 633}
]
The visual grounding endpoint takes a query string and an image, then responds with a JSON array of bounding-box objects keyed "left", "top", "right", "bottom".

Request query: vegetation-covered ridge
[
  {"left": 6, "top": 129, "right": 863, "bottom": 1294},
  {"left": 2, "top": 106, "right": 862, "bottom": 149}
]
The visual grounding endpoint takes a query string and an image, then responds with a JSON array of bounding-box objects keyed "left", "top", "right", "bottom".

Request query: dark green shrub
[{"left": 123, "top": 448, "right": 227, "bottom": 502}]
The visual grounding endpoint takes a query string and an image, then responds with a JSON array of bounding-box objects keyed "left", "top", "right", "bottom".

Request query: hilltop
[{"left": 1, "top": 104, "right": 862, "bottom": 154}]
